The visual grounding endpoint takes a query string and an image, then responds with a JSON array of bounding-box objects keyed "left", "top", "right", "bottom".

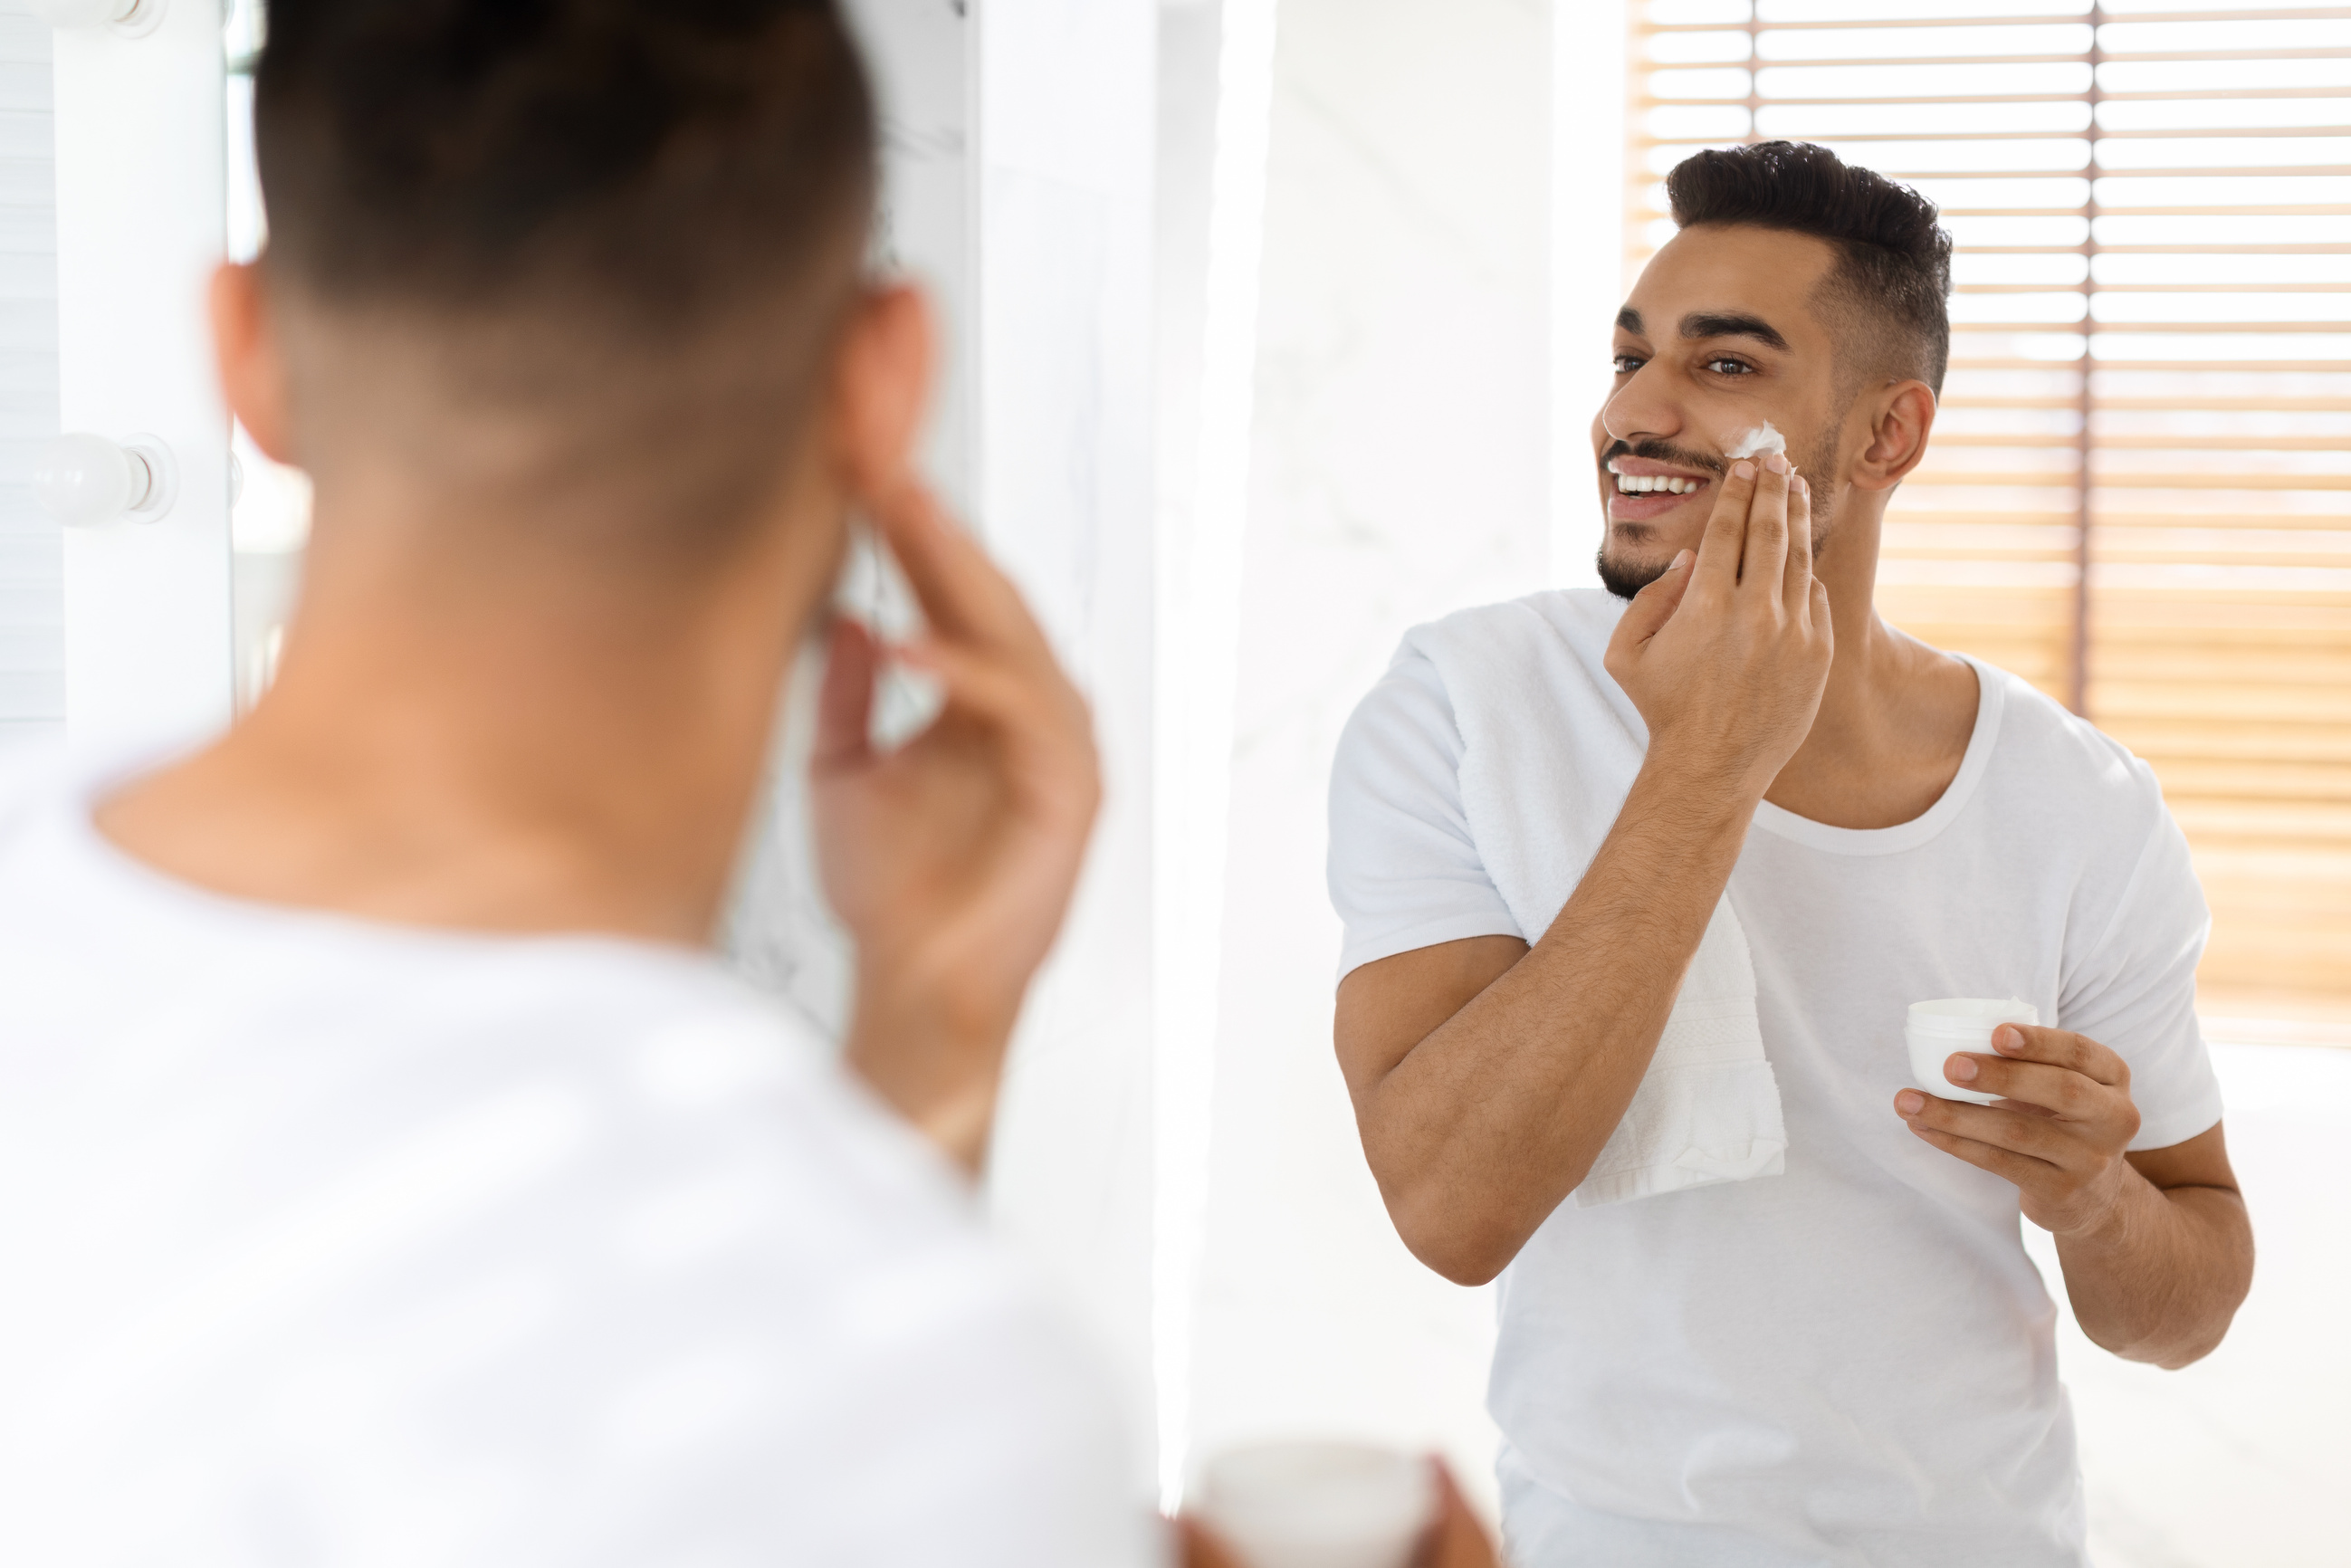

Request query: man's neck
[
  {"left": 95, "top": 512, "right": 819, "bottom": 946},
  {"left": 1761, "top": 497, "right": 1981, "bottom": 831}
]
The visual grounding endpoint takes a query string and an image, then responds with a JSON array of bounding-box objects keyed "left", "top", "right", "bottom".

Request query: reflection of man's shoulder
[
  {"left": 1406, "top": 588, "right": 1628, "bottom": 685},
  {"left": 1970, "top": 655, "right": 2168, "bottom": 826},
  {"left": 1399, "top": 588, "right": 1647, "bottom": 771}
]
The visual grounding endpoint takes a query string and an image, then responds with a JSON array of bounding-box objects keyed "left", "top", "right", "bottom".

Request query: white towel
[{"left": 1410, "top": 589, "right": 1786, "bottom": 1208}]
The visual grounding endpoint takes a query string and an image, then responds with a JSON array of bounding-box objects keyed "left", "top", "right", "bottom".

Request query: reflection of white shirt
[
  {"left": 0, "top": 755, "right": 1157, "bottom": 1568},
  {"left": 1329, "top": 591, "right": 2225, "bottom": 1568}
]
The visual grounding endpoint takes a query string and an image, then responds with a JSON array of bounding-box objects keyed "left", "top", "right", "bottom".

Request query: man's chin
[{"left": 1596, "top": 548, "right": 1673, "bottom": 602}]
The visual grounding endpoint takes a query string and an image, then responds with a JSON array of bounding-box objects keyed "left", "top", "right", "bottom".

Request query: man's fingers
[
  {"left": 1994, "top": 1023, "right": 2129, "bottom": 1089},
  {"left": 1741, "top": 454, "right": 1792, "bottom": 591},
  {"left": 1175, "top": 1519, "right": 1247, "bottom": 1568},
  {"left": 1902, "top": 1091, "right": 2089, "bottom": 1168},
  {"left": 1691, "top": 459, "right": 1757, "bottom": 590},
  {"left": 1416, "top": 1459, "right": 1502, "bottom": 1568},
  {"left": 813, "top": 616, "right": 878, "bottom": 771},
  {"left": 898, "top": 637, "right": 1100, "bottom": 803},
  {"left": 898, "top": 638, "right": 1057, "bottom": 736},
  {"left": 1782, "top": 469, "right": 1815, "bottom": 614},
  {"left": 1905, "top": 1119, "right": 2060, "bottom": 1189},
  {"left": 861, "top": 475, "right": 1054, "bottom": 664},
  {"left": 1610, "top": 550, "right": 1696, "bottom": 650},
  {"left": 1946, "top": 1053, "right": 2107, "bottom": 1122}
]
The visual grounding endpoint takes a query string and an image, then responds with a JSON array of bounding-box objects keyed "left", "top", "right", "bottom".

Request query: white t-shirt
[
  {"left": 1328, "top": 592, "right": 2225, "bottom": 1568},
  {"left": 0, "top": 752, "right": 1160, "bottom": 1568}
]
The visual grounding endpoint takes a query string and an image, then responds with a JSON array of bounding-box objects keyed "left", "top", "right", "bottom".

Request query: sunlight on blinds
[{"left": 1630, "top": 0, "right": 2351, "bottom": 1023}]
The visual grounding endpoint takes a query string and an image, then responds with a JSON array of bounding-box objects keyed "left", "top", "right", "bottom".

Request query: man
[
  {"left": 0, "top": 4, "right": 1151, "bottom": 1562},
  {"left": 1327, "top": 141, "right": 2255, "bottom": 1567}
]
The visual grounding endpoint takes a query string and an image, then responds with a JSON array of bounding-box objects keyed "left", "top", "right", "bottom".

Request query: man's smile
[{"left": 1604, "top": 455, "right": 1715, "bottom": 521}]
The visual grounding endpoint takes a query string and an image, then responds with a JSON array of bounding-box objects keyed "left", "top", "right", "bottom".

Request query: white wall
[
  {"left": 974, "top": 0, "right": 1164, "bottom": 1503},
  {"left": 1185, "top": 0, "right": 1554, "bottom": 1509},
  {"left": 0, "top": 8, "right": 56, "bottom": 758},
  {"left": 53, "top": 0, "right": 233, "bottom": 750}
]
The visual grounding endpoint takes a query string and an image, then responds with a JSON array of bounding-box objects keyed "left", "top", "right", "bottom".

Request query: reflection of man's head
[{"left": 1594, "top": 142, "right": 1953, "bottom": 599}]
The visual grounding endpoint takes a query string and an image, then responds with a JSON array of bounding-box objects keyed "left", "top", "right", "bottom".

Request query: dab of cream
[{"left": 1724, "top": 421, "right": 1786, "bottom": 461}]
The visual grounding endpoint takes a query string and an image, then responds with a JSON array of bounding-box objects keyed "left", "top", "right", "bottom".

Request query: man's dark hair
[
  {"left": 1667, "top": 141, "right": 1953, "bottom": 395},
  {"left": 253, "top": 0, "right": 880, "bottom": 553}
]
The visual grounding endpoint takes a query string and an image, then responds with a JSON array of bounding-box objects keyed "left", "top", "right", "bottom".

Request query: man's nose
[{"left": 1601, "top": 368, "right": 1684, "bottom": 448}]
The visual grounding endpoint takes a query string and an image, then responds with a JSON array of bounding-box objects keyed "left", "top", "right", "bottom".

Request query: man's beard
[
  {"left": 1597, "top": 548, "right": 1670, "bottom": 601},
  {"left": 1596, "top": 437, "right": 1834, "bottom": 600}
]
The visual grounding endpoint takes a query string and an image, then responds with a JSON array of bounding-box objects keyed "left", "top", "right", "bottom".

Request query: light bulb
[
  {"left": 24, "top": 0, "right": 166, "bottom": 36},
  {"left": 34, "top": 433, "right": 177, "bottom": 527},
  {"left": 24, "top": 0, "right": 135, "bottom": 25},
  {"left": 35, "top": 434, "right": 137, "bottom": 527}
]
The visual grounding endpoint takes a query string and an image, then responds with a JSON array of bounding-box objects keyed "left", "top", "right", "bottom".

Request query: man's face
[{"left": 1592, "top": 225, "right": 1848, "bottom": 598}]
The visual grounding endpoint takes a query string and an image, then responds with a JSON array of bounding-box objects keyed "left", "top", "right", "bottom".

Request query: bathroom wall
[
  {"left": 974, "top": 0, "right": 1163, "bottom": 1502},
  {"left": 1185, "top": 0, "right": 1555, "bottom": 1504},
  {"left": 0, "top": 7, "right": 59, "bottom": 760}
]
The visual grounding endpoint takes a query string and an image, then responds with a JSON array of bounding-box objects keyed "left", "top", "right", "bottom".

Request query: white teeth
[{"left": 1612, "top": 474, "right": 1702, "bottom": 495}]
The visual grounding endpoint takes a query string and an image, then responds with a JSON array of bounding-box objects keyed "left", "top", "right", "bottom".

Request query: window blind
[{"left": 1630, "top": 0, "right": 2351, "bottom": 1021}]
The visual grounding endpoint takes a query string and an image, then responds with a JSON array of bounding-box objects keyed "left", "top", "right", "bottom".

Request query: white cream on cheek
[{"left": 1723, "top": 421, "right": 1786, "bottom": 462}]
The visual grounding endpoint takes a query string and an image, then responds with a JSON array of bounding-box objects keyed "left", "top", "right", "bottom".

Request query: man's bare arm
[
  {"left": 2062, "top": 1124, "right": 2252, "bottom": 1367},
  {"left": 1338, "top": 769, "right": 1754, "bottom": 1284},
  {"left": 1336, "top": 456, "right": 1831, "bottom": 1285}
]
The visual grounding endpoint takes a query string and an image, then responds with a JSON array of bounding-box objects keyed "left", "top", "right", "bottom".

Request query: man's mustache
[{"left": 1600, "top": 438, "right": 1727, "bottom": 476}]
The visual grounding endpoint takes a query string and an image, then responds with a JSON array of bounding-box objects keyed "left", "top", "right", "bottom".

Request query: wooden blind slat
[
  {"left": 1744, "top": 49, "right": 2351, "bottom": 70},
  {"left": 1652, "top": 88, "right": 2351, "bottom": 108},
  {"left": 1646, "top": 125, "right": 2351, "bottom": 143},
  {"left": 1645, "top": 8, "right": 2351, "bottom": 32}
]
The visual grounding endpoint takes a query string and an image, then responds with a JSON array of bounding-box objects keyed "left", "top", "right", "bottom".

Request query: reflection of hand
[
  {"left": 1895, "top": 1023, "right": 2143, "bottom": 1237},
  {"left": 1604, "top": 453, "right": 1833, "bottom": 804},
  {"left": 813, "top": 477, "right": 1101, "bottom": 1170},
  {"left": 1413, "top": 1461, "right": 1503, "bottom": 1568},
  {"left": 1175, "top": 1459, "right": 1502, "bottom": 1568},
  {"left": 1174, "top": 1516, "right": 1246, "bottom": 1568}
]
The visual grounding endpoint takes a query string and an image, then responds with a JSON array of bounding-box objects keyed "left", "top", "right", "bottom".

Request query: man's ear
[
  {"left": 210, "top": 260, "right": 297, "bottom": 466},
  {"left": 831, "top": 282, "right": 935, "bottom": 497},
  {"left": 1848, "top": 379, "right": 1937, "bottom": 492}
]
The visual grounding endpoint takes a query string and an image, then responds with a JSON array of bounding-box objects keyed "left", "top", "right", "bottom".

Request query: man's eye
[
  {"left": 1706, "top": 358, "right": 1754, "bottom": 376},
  {"left": 1612, "top": 354, "right": 1644, "bottom": 374}
]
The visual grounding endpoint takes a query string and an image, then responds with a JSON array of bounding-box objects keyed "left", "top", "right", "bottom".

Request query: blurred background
[{"left": 0, "top": 2, "right": 2343, "bottom": 1564}]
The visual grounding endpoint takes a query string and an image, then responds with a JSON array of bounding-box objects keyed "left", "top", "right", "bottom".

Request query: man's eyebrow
[
  {"left": 1680, "top": 311, "right": 1789, "bottom": 351},
  {"left": 1616, "top": 306, "right": 1645, "bottom": 336}
]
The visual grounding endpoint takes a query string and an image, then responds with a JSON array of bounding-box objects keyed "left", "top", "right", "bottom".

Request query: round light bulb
[
  {"left": 24, "top": 0, "right": 136, "bottom": 25},
  {"left": 24, "top": 0, "right": 165, "bottom": 35},
  {"left": 35, "top": 433, "right": 139, "bottom": 527}
]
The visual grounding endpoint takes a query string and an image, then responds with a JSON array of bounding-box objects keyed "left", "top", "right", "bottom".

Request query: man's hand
[
  {"left": 814, "top": 477, "right": 1101, "bottom": 1169},
  {"left": 1895, "top": 1023, "right": 2140, "bottom": 1238},
  {"left": 1895, "top": 1024, "right": 2253, "bottom": 1368},
  {"left": 1604, "top": 453, "right": 1833, "bottom": 801},
  {"left": 1178, "top": 1459, "right": 1499, "bottom": 1568}
]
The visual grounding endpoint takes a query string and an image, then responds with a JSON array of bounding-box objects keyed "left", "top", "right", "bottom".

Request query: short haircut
[
  {"left": 253, "top": 0, "right": 880, "bottom": 556},
  {"left": 1667, "top": 141, "right": 1954, "bottom": 395}
]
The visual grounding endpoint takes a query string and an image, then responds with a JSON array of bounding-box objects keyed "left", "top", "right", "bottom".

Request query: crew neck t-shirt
[
  {"left": 0, "top": 751, "right": 1158, "bottom": 1568},
  {"left": 1327, "top": 589, "right": 2225, "bottom": 1568}
]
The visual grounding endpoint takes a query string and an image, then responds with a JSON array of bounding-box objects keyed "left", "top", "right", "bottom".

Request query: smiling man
[{"left": 1325, "top": 141, "right": 2255, "bottom": 1566}]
